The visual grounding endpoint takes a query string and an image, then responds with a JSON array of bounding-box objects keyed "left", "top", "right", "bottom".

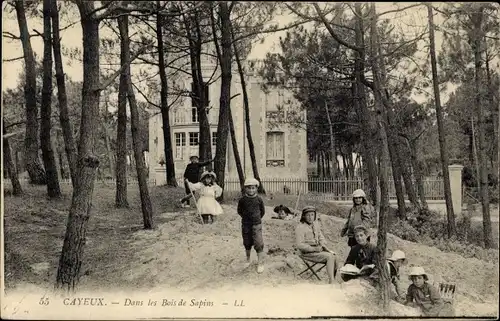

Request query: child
[
  {"left": 369, "top": 249, "right": 407, "bottom": 301},
  {"left": 180, "top": 156, "right": 214, "bottom": 208},
  {"left": 341, "top": 189, "right": 375, "bottom": 247},
  {"left": 295, "top": 206, "right": 337, "bottom": 284},
  {"left": 341, "top": 225, "right": 377, "bottom": 282},
  {"left": 237, "top": 177, "right": 266, "bottom": 273},
  {"left": 273, "top": 204, "right": 294, "bottom": 220},
  {"left": 404, "top": 266, "right": 454, "bottom": 316},
  {"left": 185, "top": 171, "right": 223, "bottom": 224}
]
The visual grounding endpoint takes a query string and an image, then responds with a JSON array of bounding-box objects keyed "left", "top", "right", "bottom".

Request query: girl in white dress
[{"left": 185, "top": 171, "right": 224, "bottom": 224}]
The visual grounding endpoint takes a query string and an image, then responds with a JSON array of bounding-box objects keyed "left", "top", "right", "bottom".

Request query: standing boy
[
  {"left": 237, "top": 177, "right": 266, "bottom": 273},
  {"left": 180, "top": 156, "right": 214, "bottom": 208}
]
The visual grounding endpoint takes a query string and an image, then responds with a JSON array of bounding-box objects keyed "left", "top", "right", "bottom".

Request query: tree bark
[
  {"left": 427, "top": 4, "right": 456, "bottom": 237},
  {"left": 14, "top": 0, "right": 46, "bottom": 185},
  {"left": 232, "top": 29, "right": 266, "bottom": 194},
  {"left": 353, "top": 3, "right": 378, "bottom": 204},
  {"left": 228, "top": 106, "right": 245, "bottom": 191},
  {"left": 212, "top": 1, "right": 233, "bottom": 202},
  {"left": 115, "top": 15, "right": 129, "bottom": 208},
  {"left": 120, "top": 14, "right": 154, "bottom": 229},
  {"left": 485, "top": 49, "right": 498, "bottom": 181},
  {"left": 56, "top": 2, "right": 101, "bottom": 290},
  {"left": 470, "top": 6, "right": 492, "bottom": 248},
  {"left": 404, "top": 135, "right": 428, "bottom": 209},
  {"left": 324, "top": 101, "right": 337, "bottom": 178},
  {"left": 398, "top": 137, "right": 419, "bottom": 209},
  {"left": 3, "top": 122, "right": 23, "bottom": 196},
  {"left": 51, "top": 0, "right": 77, "bottom": 186},
  {"left": 102, "top": 102, "right": 115, "bottom": 178},
  {"left": 157, "top": 1, "right": 177, "bottom": 187},
  {"left": 370, "top": 3, "right": 391, "bottom": 310},
  {"left": 41, "top": 0, "right": 61, "bottom": 198}
]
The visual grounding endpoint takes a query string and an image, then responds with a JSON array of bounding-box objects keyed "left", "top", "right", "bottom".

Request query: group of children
[{"left": 179, "top": 156, "right": 454, "bottom": 316}]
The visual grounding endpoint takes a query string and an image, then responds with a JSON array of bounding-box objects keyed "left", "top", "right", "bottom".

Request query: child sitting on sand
[
  {"left": 272, "top": 204, "right": 295, "bottom": 220},
  {"left": 340, "top": 225, "right": 377, "bottom": 282},
  {"left": 185, "top": 171, "right": 223, "bottom": 224},
  {"left": 404, "top": 266, "right": 454, "bottom": 316},
  {"left": 237, "top": 177, "right": 266, "bottom": 273}
]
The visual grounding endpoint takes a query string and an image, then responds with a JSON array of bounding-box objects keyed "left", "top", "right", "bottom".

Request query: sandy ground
[{"left": 3, "top": 184, "right": 499, "bottom": 318}]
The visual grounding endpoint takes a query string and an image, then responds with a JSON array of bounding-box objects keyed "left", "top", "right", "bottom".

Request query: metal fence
[{"left": 175, "top": 176, "right": 444, "bottom": 201}]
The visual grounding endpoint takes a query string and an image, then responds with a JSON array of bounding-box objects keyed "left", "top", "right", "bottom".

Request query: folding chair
[
  {"left": 297, "top": 254, "right": 327, "bottom": 281},
  {"left": 437, "top": 282, "right": 457, "bottom": 303}
]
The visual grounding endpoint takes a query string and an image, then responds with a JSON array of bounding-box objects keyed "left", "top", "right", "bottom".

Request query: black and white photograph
[{"left": 1, "top": 1, "right": 499, "bottom": 319}]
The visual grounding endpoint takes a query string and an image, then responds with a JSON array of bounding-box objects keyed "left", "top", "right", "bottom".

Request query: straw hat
[
  {"left": 244, "top": 177, "right": 259, "bottom": 187},
  {"left": 352, "top": 189, "right": 366, "bottom": 198},
  {"left": 200, "top": 171, "right": 216, "bottom": 181},
  {"left": 388, "top": 250, "right": 406, "bottom": 262},
  {"left": 340, "top": 264, "right": 360, "bottom": 275},
  {"left": 408, "top": 266, "right": 428, "bottom": 281}
]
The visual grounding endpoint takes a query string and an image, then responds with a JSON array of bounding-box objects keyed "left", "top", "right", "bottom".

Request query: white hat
[
  {"left": 339, "top": 264, "right": 360, "bottom": 275},
  {"left": 200, "top": 171, "right": 216, "bottom": 181},
  {"left": 388, "top": 250, "right": 406, "bottom": 262},
  {"left": 352, "top": 189, "right": 366, "bottom": 198},
  {"left": 244, "top": 177, "right": 259, "bottom": 187},
  {"left": 408, "top": 266, "right": 428, "bottom": 280}
]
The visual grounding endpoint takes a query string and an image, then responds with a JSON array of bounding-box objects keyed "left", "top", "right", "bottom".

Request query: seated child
[
  {"left": 341, "top": 225, "right": 377, "bottom": 282},
  {"left": 295, "top": 206, "right": 337, "bottom": 284},
  {"left": 273, "top": 205, "right": 295, "bottom": 220},
  {"left": 404, "top": 266, "right": 454, "bottom": 317},
  {"left": 370, "top": 250, "right": 407, "bottom": 301}
]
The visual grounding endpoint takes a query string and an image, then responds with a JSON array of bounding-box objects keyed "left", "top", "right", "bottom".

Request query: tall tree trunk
[
  {"left": 232, "top": 30, "right": 266, "bottom": 194},
  {"left": 325, "top": 101, "right": 337, "bottom": 178},
  {"left": 115, "top": 16, "right": 129, "bottom": 208},
  {"left": 157, "top": 1, "right": 177, "bottom": 187},
  {"left": 485, "top": 49, "right": 498, "bottom": 181},
  {"left": 427, "top": 4, "right": 456, "bottom": 237},
  {"left": 369, "top": 3, "right": 390, "bottom": 310},
  {"left": 3, "top": 121, "right": 23, "bottom": 196},
  {"left": 102, "top": 116, "right": 115, "bottom": 177},
  {"left": 14, "top": 0, "right": 46, "bottom": 185},
  {"left": 471, "top": 6, "right": 492, "bottom": 248},
  {"left": 56, "top": 2, "right": 101, "bottom": 290},
  {"left": 399, "top": 137, "right": 419, "bottom": 209},
  {"left": 119, "top": 14, "right": 154, "bottom": 229},
  {"left": 51, "top": 0, "right": 77, "bottom": 186},
  {"left": 228, "top": 106, "right": 245, "bottom": 191},
  {"left": 41, "top": 0, "right": 61, "bottom": 198},
  {"left": 213, "top": 1, "right": 233, "bottom": 201},
  {"left": 353, "top": 3, "right": 378, "bottom": 204},
  {"left": 376, "top": 36, "right": 406, "bottom": 219},
  {"left": 404, "top": 135, "right": 428, "bottom": 209}
]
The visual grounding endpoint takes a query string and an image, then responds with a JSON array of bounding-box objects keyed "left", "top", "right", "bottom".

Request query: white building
[{"left": 147, "top": 59, "right": 308, "bottom": 186}]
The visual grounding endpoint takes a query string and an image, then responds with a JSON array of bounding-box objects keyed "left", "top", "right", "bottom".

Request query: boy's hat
[
  {"left": 352, "top": 189, "right": 366, "bottom": 198},
  {"left": 302, "top": 206, "right": 316, "bottom": 215},
  {"left": 200, "top": 171, "right": 216, "bottom": 181},
  {"left": 190, "top": 155, "right": 199, "bottom": 159},
  {"left": 244, "top": 177, "right": 259, "bottom": 187},
  {"left": 408, "top": 266, "right": 428, "bottom": 281},
  {"left": 388, "top": 250, "right": 406, "bottom": 262},
  {"left": 353, "top": 225, "right": 370, "bottom": 235}
]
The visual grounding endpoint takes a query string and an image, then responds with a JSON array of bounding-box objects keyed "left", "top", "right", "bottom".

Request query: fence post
[{"left": 448, "top": 164, "right": 464, "bottom": 215}]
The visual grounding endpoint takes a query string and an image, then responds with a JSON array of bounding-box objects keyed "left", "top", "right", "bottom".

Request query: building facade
[{"left": 148, "top": 60, "right": 308, "bottom": 185}]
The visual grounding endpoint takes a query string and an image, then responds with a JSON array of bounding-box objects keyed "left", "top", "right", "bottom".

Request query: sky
[{"left": 1, "top": 2, "right": 479, "bottom": 105}]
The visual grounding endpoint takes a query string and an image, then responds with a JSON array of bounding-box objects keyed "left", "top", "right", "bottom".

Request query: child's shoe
[
  {"left": 244, "top": 261, "right": 251, "bottom": 269},
  {"left": 257, "top": 264, "right": 264, "bottom": 273}
]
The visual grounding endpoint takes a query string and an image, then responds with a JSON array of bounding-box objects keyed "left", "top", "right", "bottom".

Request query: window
[
  {"left": 266, "top": 131, "right": 285, "bottom": 167},
  {"left": 189, "top": 132, "right": 199, "bottom": 146},
  {"left": 191, "top": 107, "right": 198, "bottom": 123},
  {"left": 191, "top": 82, "right": 209, "bottom": 107},
  {"left": 212, "top": 131, "right": 217, "bottom": 146},
  {"left": 174, "top": 132, "right": 186, "bottom": 146}
]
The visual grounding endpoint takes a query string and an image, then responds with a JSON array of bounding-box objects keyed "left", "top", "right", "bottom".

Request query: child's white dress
[{"left": 187, "top": 182, "right": 224, "bottom": 215}]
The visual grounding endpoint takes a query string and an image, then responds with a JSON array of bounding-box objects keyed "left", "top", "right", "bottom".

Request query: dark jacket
[
  {"left": 344, "top": 242, "right": 377, "bottom": 270},
  {"left": 237, "top": 195, "right": 265, "bottom": 226},
  {"left": 183, "top": 160, "right": 212, "bottom": 183},
  {"left": 405, "top": 282, "right": 444, "bottom": 316}
]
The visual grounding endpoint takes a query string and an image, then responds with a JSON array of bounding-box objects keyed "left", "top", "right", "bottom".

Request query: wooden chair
[
  {"left": 437, "top": 282, "right": 457, "bottom": 303},
  {"left": 297, "top": 254, "right": 327, "bottom": 281}
]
